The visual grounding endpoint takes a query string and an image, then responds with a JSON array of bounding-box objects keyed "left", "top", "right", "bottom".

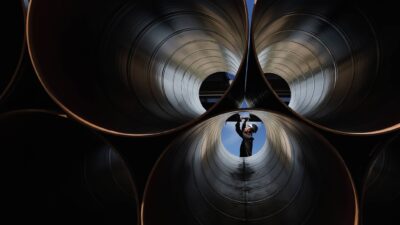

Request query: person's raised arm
[
  {"left": 235, "top": 116, "right": 243, "bottom": 138},
  {"left": 241, "top": 117, "right": 248, "bottom": 131}
]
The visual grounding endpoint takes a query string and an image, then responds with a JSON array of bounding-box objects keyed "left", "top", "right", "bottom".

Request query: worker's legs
[{"left": 240, "top": 146, "right": 252, "bottom": 157}]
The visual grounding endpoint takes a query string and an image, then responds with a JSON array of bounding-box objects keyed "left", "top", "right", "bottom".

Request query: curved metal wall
[
  {"left": 252, "top": 0, "right": 400, "bottom": 134},
  {"left": 27, "top": 0, "right": 247, "bottom": 136},
  {"left": 142, "top": 110, "right": 358, "bottom": 225},
  {"left": 2, "top": 1, "right": 399, "bottom": 225}
]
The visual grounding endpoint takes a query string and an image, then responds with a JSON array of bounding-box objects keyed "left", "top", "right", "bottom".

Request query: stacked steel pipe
[{"left": 2, "top": 0, "right": 399, "bottom": 224}]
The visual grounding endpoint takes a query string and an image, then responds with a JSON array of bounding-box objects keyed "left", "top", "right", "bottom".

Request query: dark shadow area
[
  {"left": 362, "top": 134, "right": 400, "bottom": 225},
  {"left": 199, "top": 72, "right": 234, "bottom": 110},
  {"left": 265, "top": 73, "right": 291, "bottom": 105},
  {"left": 1, "top": 111, "right": 139, "bottom": 225},
  {"left": 1, "top": 0, "right": 24, "bottom": 102}
]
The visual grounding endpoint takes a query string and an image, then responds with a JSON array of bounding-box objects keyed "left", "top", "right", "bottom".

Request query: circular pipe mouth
[
  {"left": 142, "top": 110, "right": 358, "bottom": 225},
  {"left": 362, "top": 134, "right": 400, "bottom": 225},
  {"left": 0, "top": 110, "right": 139, "bottom": 225},
  {"left": 221, "top": 113, "right": 267, "bottom": 157},
  {"left": 252, "top": 0, "right": 400, "bottom": 134},
  {"left": 27, "top": 0, "right": 247, "bottom": 136},
  {"left": 1, "top": 0, "right": 27, "bottom": 102}
]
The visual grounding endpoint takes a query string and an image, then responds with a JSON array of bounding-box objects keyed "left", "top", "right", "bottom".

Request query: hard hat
[{"left": 248, "top": 123, "right": 258, "bottom": 133}]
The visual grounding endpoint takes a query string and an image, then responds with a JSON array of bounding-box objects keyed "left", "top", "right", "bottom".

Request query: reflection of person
[{"left": 235, "top": 115, "right": 258, "bottom": 157}]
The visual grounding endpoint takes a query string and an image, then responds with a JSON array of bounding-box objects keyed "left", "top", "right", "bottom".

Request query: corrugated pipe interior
[
  {"left": 253, "top": 0, "right": 400, "bottom": 133},
  {"left": 142, "top": 110, "right": 358, "bottom": 225},
  {"left": 27, "top": 0, "right": 247, "bottom": 135}
]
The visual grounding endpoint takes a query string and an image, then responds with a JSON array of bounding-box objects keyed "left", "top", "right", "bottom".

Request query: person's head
[{"left": 244, "top": 123, "right": 258, "bottom": 134}]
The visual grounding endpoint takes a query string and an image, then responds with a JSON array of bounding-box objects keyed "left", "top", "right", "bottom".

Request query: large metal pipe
[
  {"left": 362, "top": 133, "right": 400, "bottom": 225},
  {"left": 142, "top": 110, "right": 358, "bottom": 225},
  {"left": 1, "top": 110, "right": 139, "bottom": 225},
  {"left": 27, "top": 0, "right": 247, "bottom": 136},
  {"left": 252, "top": 0, "right": 400, "bottom": 134},
  {"left": 1, "top": 0, "right": 28, "bottom": 103}
]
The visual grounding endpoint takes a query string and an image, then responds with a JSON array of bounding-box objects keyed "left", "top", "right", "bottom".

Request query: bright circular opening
[
  {"left": 221, "top": 112, "right": 266, "bottom": 157},
  {"left": 265, "top": 73, "right": 291, "bottom": 105},
  {"left": 199, "top": 72, "right": 234, "bottom": 110}
]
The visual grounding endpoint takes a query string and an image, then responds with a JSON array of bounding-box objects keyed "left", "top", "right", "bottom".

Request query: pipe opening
[
  {"left": 199, "top": 72, "right": 234, "bottom": 110},
  {"left": 221, "top": 113, "right": 266, "bottom": 157},
  {"left": 265, "top": 73, "right": 291, "bottom": 105},
  {"left": 28, "top": 0, "right": 247, "bottom": 135},
  {"left": 143, "top": 110, "right": 357, "bottom": 225},
  {"left": 362, "top": 134, "right": 400, "bottom": 225},
  {"left": 1, "top": 111, "right": 139, "bottom": 225},
  {"left": 253, "top": 0, "right": 400, "bottom": 133}
]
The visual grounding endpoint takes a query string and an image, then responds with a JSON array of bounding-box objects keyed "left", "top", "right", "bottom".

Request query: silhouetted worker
[{"left": 235, "top": 115, "right": 258, "bottom": 157}]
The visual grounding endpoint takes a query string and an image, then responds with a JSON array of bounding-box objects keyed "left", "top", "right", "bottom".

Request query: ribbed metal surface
[
  {"left": 253, "top": 0, "right": 400, "bottom": 134},
  {"left": 142, "top": 110, "right": 357, "bottom": 225},
  {"left": 27, "top": 0, "right": 247, "bottom": 136},
  {"left": 3, "top": 1, "right": 398, "bottom": 225}
]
